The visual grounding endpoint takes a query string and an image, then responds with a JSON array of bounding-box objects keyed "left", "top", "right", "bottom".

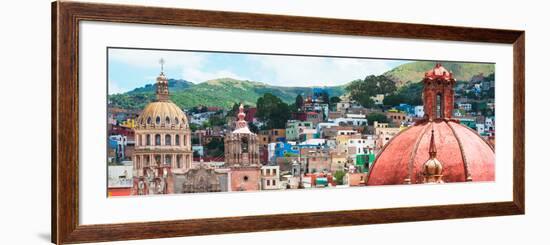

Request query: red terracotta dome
[
  {"left": 366, "top": 64, "right": 495, "bottom": 185},
  {"left": 367, "top": 119, "right": 494, "bottom": 185}
]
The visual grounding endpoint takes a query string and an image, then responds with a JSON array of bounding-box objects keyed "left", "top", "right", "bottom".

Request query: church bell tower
[{"left": 422, "top": 63, "right": 456, "bottom": 120}]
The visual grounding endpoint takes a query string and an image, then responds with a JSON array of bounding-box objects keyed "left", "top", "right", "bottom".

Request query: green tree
[
  {"left": 329, "top": 96, "right": 341, "bottom": 104},
  {"left": 367, "top": 112, "right": 389, "bottom": 126},
  {"left": 205, "top": 138, "right": 224, "bottom": 157},
  {"left": 295, "top": 94, "right": 304, "bottom": 110},
  {"left": 226, "top": 103, "right": 240, "bottom": 117},
  {"left": 248, "top": 122, "right": 259, "bottom": 134},
  {"left": 256, "top": 93, "right": 291, "bottom": 129},
  {"left": 356, "top": 94, "right": 375, "bottom": 108},
  {"left": 208, "top": 115, "right": 226, "bottom": 127},
  {"left": 346, "top": 75, "right": 396, "bottom": 108},
  {"left": 319, "top": 91, "right": 330, "bottom": 104},
  {"left": 377, "top": 76, "right": 397, "bottom": 95},
  {"left": 383, "top": 93, "right": 407, "bottom": 107},
  {"left": 333, "top": 170, "right": 346, "bottom": 185}
]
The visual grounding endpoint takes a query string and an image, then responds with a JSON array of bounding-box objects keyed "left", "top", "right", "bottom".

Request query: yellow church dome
[{"left": 136, "top": 101, "right": 188, "bottom": 129}]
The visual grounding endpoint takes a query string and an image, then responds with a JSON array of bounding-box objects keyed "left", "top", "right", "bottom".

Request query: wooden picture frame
[{"left": 52, "top": 1, "right": 525, "bottom": 244}]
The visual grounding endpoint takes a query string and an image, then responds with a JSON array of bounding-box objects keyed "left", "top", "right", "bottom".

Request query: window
[
  {"left": 165, "top": 116, "right": 170, "bottom": 124},
  {"left": 436, "top": 93, "right": 443, "bottom": 118},
  {"left": 146, "top": 134, "right": 151, "bottom": 146},
  {"left": 144, "top": 155, "right": 150, "bottom": 166},
  {"left": 175, "top": 135, "right": 180, "bottom": 145},
  {"left": 147, "top": 117, "right": 152, "bottom": 124},
  {"left": 177, "top": 155, "right": 182, "bottom": 168},
  {"left": 174, "top": 117, "right": 179, "bottom": 125},
  {"left": 155, "top": 134, "right": 161, "bottom": 145},
  {"left": 183, "top": 135, "right": 187, "bottom": 146},
  {"left": 165, "top": 155, "right": 172, "bottom": 165},
  {"left": 266, "top": 180, "right": 270, "bottom": 186},
  {"left": 156, "top": 116, "right": 161, "bottom": 125},
  {"left": 155, "top": 155, "right": 161, "bottom": 165},
  {"left": 243, "top": 176, "right": 249, "bottom": 182},
  {"left": 165, "top": 134, "right": 172, "bottom": 145},
  {"left": 241, "top": 137, "right": 249, "bottom": 153}
]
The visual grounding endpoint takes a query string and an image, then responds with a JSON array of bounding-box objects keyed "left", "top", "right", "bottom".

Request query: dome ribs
[
  {"left": 405, "top": 123, "right": 431, "bottom": 184},
  {"left": 445, "top": 121, "right": 472, "bottom": 182}
]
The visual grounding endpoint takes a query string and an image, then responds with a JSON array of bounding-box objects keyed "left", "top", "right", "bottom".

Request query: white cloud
[
  {"left": 109, "top": 48, "right": 205, "bottom": 71},
  {"left": 109, "top": 48, "right": 402, "bottom": 87},
  {"left": 249, "top": 55, "right": 395, "bottom": 87},
  {"left": 109, "top": 48, "right": 249, "bottom": 83},
  {"left": 181, "top": 67, "right": 245, "bottom": 83},
  {"left": 108, "top": 80, "right": 126, "bottom": 94}
]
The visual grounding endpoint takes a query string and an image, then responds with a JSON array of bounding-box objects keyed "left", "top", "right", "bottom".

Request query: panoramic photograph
[{"left": 106, "top": 48, "right": 496, "bottom": 197}]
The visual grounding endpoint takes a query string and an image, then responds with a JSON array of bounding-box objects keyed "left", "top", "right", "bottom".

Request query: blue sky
[{"left": 108, "top": 48, "right": 410, "bottom": 95}]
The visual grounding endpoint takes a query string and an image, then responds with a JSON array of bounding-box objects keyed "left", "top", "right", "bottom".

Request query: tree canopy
[
  {"left": 256, "top": 93, "right": 291, "bottom": 129},
  {"left": 346, "top": 75, "right": 396, "bottom": 108},
  {"left": 367, "top": 112, "right": 389, "bottom": 126}
]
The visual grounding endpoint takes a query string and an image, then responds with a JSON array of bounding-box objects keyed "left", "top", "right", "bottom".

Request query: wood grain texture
[{"left": 51, "top": 1, "right": 525, "bottom": 244}]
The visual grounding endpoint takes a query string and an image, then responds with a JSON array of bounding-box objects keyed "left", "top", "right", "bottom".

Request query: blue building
[
  {"left": 273, "top": 142, "right": 327, "bottom": 158},
  {"left": 395, "top": 103, "right": 415, "bottom": 115}
]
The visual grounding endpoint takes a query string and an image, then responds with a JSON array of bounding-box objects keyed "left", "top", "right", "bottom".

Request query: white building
[
  {"left": 414, "top": 105, "right": 425, "bottom": 117},
  {"left": 331, "top": 114, "right": 368, "bottom": 127},
  {"left": 190, "top": 111, "right": 215, "bottom": 125},
  {"left": 476, "top": 124, "right": 485, "bottom": 135},
  {"left": 261, "top": 165, "right": 281, "bottom": 190},
  {"left": 371, "top": 94, "right": 385, "bottom": 105},
  {"left": 374, "top": 121, "right": 401, "bottom": 148},
  {"left": 267, "top": 142, "right": 278, "bottom": 164},
  {"left": 316, "top": 122, "right": 339, "bottom": 137},
  {"left": 458, "top": 103, "right": 472, "bottom": 111}
]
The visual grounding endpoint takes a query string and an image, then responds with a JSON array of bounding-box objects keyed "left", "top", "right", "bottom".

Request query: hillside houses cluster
[{"left": 107, "top": 73, "right": 495, "bottom": 194}]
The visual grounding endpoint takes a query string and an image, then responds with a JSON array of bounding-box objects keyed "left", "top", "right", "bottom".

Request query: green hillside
[
  {"left": 384, "top": 61, "right": 495, "bottom": 86},
  {"left": 126, "top": 79, "right": 194, "bottom": 94},
  {"left": 109, "top": 78, "right": 346, "bottom": 110},
  {"left": 108, "top": 61, "right": 493, "bottom": 111}
]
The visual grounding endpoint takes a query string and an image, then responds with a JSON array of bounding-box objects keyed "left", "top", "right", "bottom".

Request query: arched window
[
  {"left": 183, "top": 135, "right": 187, "bottom": 146},
  {"left": 155, "top": 134, "right": 161, "bottom": 145},
  {"left": 436, "top": 93, "right": 443, "bottom": 118},
  {"left": 147, "top": 117, "right": 152, "bottom": 124},
  {"left": 165, "top": 134, "right": 172, "bottom": 145},
  {"left": 146, "top": 134, "right": 151, "bottom": 146},
  {"left": 156, "top": 116, "right": 161, "bottom": 125},
  {"left": 165, "top": 116, "right": 170, "bottom": 125},
  {"left": 174, "top": 117, "right": 179, "bottom": 125},
  {"left": 155, "top": 155, "right": 161, "bottom": 165},
  {"left": 177, "top": 155, "right": 182, "bottom": 168},
  {"left": 175, "top": 135, "right": 180, "bottom": 145},
  {"left": 241, "top": 137, "right": 249, "bottom": 153},
  {"left": 144, "top": 155, "right": 149, "bottom": 166},
  {"left": 165, "top": 155, "right": 171, "bottom": 165}
]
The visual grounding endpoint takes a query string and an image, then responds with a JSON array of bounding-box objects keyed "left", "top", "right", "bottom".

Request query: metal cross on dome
[{"left": 159, "top": 58, "right": 165, "bottom": 72}]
